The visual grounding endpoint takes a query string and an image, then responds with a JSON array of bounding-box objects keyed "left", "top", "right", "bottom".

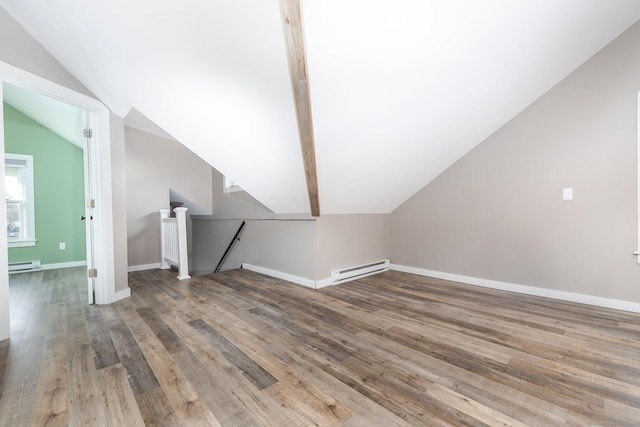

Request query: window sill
[
  {"left": 224, "top": 185, "right": 243, "bottom": 194},
  {"left": 9, "top": 239, "right": 37, "bottom": 248}
]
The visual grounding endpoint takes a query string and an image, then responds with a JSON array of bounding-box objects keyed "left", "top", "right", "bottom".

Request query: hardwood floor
[{"left": 1, "top": 266, "right": 640, "bottom": 425}]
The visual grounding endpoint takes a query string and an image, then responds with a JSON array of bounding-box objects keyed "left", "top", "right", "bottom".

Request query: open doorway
[
  {"left": 2, "top": 82, "right": 99, "bottom": 303},
  {"left": 0, "top": 63, "right": 118, "bottom": 339},
  {"left": 3, "top": 82, "right": 88, "bottom": 268}
]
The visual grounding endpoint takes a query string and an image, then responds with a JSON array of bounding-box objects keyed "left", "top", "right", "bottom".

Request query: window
[
  {"left": 5, "top": 153, "right": 36, "bottom": 247},
  {"left": 223, "top": 175, "right": 242, "bottom": 193}
]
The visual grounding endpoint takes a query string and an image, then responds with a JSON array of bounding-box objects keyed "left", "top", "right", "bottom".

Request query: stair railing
[
  {"left": 215, "top": 220, "right": 246, "bottom": 273},
  {"left": 159, "top": 207, "right": 191, "bottom": 280}
]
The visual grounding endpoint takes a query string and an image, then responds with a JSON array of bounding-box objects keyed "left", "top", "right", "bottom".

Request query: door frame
[{"left": 0, "top": 61, "right": 116, "bottom": 336}]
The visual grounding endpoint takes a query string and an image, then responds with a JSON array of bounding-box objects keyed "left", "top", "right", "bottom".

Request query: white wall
[
  {"left": 125, "top": 127, "right": 213, "bottom": 268},
  {"left": 391, "top": 20, "right": 640, "bottom": 303}
]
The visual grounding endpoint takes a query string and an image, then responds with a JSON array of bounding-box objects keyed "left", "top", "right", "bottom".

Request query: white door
[{"left": 82, "top": 111, "right": 96, "bottom": 304}]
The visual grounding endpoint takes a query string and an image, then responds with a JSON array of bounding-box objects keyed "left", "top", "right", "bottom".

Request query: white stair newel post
[
  {"left": 174, "top": 207, "right": 191, "bottom": 280},
  {"left": 159, "top": 209, "right": 171, "bottom": 270}
]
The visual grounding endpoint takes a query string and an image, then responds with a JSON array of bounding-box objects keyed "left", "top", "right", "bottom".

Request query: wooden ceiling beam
[{"left": 279, "top": 0, "right": 320, "bottom": 217}]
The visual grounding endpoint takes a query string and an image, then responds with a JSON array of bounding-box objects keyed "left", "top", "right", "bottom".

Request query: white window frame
[
  {"left": 5, "top": 153, "right": 35, "bottom": 247},
  {"left": 223, "top": 175, "right": 242, "bottom": 193}
]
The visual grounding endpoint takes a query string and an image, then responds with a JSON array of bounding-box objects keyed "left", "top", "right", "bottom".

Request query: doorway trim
[
  {"left": 637, "top": 91, "right": 640, "bottom": 265},
  {"left": 0, "top": 61, "right": 117, "bottom": 338}
]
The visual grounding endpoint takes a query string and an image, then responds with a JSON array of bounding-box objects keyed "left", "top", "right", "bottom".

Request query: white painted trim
[
  {"left": 390, "top": 264, "right": 640, "bottom": 314},
  {"left": 315, "top": 278, "right": 333, "bottom": 289},
  {"left": 174, "top": 207, "right": 191, "bottom": 280},
  {"left": 242, "top": 263, "right": 317, "bottom": 289},
  {"left": 331, "top": 259, "right": 390, "bottom": 285},
  {"left": 41, "top": 261, "right": 87, "bottom": 270},
  {"left": 88, "top": 107, "right": 116, "bottom": 305},
  {"left": 0, "top": 81, "right": 9, "bottom": 339},
  {"left": 5, "top": 153, "right": 35, "bottom": 244},
  {"left": 8, "top": 239, "right": 37, "bottom": 248},
  {"left": 111, "top": 287, "right": 131, "bottom": 303},
  {"left": 223, "top": 176, "right": 243, "bottom": 193},
  {"left": 128, "top": 263, "right": 162, "bottom": 272},
  {"left": 636, "top": 91, "right": 640, "bottom": 264},
  {"left": 159, "top": 209, "right": 171, "bottom": 269}
]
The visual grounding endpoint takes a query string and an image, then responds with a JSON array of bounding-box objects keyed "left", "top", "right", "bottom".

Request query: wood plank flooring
[{"left": 1, "top": 267, "right": 640, "bottom": 425}]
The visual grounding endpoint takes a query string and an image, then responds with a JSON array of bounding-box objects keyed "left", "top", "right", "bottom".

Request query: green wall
[{"left": 3, "top": 103, "right": 86, "bottom": 265}]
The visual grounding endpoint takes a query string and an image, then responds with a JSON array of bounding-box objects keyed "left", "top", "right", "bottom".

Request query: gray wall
[
  {"left": 125, "top": 127, "right": 213, "bottom": 268},
  {"left": 192, "top": 213, "right": 391, "bottom": 283},
  {"left": 200, "top": 171, "right": 391, "bottom": 282},
  {"left": 191, "top": 218, "right": 317, "bottom": 280},
  {"left": 192, "top": 169, "right": 317, "bottom": 280},
  {"left": 110, "top": 114, "right": 129, "bottom": 293},
  {"left": 391, "top": 21, "right": 640, "bottom": 303},
  {"left": 316, "top": 214, "right": 391, "bottom": 280},
  {"left": 0, "top": 8, "right": 92, "bottom": 98},
  {"left": 211, "top": 169, "right": 276, "bottom": 219}
]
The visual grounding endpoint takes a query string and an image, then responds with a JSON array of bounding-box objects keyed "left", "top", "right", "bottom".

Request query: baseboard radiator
[
  {"left": 331, "top": 259, "right": 390, "bottom": 285},
  {"left": 9, "top": 260, "right": 41, "bottom": 273}
]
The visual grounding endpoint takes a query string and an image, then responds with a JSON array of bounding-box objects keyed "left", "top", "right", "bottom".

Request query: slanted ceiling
[
  {"left": 3, "top": 82, "right": 84, "bottom": 148},
  {"left": 2, "top": 0, "right": 639, "bottom": 214}
]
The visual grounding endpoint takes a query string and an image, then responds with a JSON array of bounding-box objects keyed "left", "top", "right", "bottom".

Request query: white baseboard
[
  {"left": 241, "top": 263, "right": 322, "bottom": 289},
  {"left": 390, "top": 264, "right": 640, "bottom": 314},
  {"left": 41, "top": 261, "right": 87, "bottom": 270},
  {"left": 315, "top": 278, "right": 333, "bottom": 289},
  {"left": 128, "top": 263, "right": 161, "bottom": 272},
  {"left": 111, "top": 287, "right": 131, "bottom": 303}
]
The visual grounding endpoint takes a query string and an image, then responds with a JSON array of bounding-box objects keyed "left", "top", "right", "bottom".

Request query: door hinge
[
  {"left": 83, "top": 128, "right": 93, "bottom": 138},
  {"left": 88, "top": 268, "right": 97, "bottom": 278},
  {"left": 85, "top": 199, "right": 95, "bottom": 208}
]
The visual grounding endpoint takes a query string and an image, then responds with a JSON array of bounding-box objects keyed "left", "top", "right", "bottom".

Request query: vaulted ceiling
[
  {"left": 3, "top": 82, "right": 84, "bottom": 148},
  {"left": 2, "top": 1, "right": 639, "bottom": 214}
]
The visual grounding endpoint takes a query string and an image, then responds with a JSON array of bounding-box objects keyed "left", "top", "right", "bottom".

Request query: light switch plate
[{"left": 563, "top": 188, "right": 573, "bottom": 200}]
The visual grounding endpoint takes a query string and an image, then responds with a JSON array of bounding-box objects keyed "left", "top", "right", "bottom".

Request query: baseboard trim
[
  {"left": 41, "top": 261, "right": 87, "bottom": 270},
  {"left": 315, "top": 278, "right": 333, "bottom": 289},
  {"left": 390, "top": 264, "right": 640, "bottom": 314},
  {"left": 241, "top": 263, "right": 320, "bottom": 289},
  {"left": 111, "top": 287, "right": 131, "bottom": 303},
  {"left": 128, "top": 263, "right": 161, "bottom": 272}
]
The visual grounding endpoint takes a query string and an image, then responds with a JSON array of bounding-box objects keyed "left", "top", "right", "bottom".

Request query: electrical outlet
[{"left": 59, "top": 242, "right": 66, "bottom": 250}]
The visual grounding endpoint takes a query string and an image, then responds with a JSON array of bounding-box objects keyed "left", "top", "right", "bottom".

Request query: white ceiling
[
  {"left": 3, "top": 83, "right": 161, "bottom": 150},
  {"left": 124, "top": 108, "right": 177, "bottom": 142},
  {"left": 3, "top": 82, "right": 84, "bottom": 148},
  {"left": 1, "top": 0, "right": 639, "bottom": 214}
]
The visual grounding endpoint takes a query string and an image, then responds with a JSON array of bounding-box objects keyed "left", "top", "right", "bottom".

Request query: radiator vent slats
[
  {"left": 9, "top": 260, "right": 41, "bottom": 273},
  {"left": 331, "top": 259, "right": 389, "bottom": 285}
]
